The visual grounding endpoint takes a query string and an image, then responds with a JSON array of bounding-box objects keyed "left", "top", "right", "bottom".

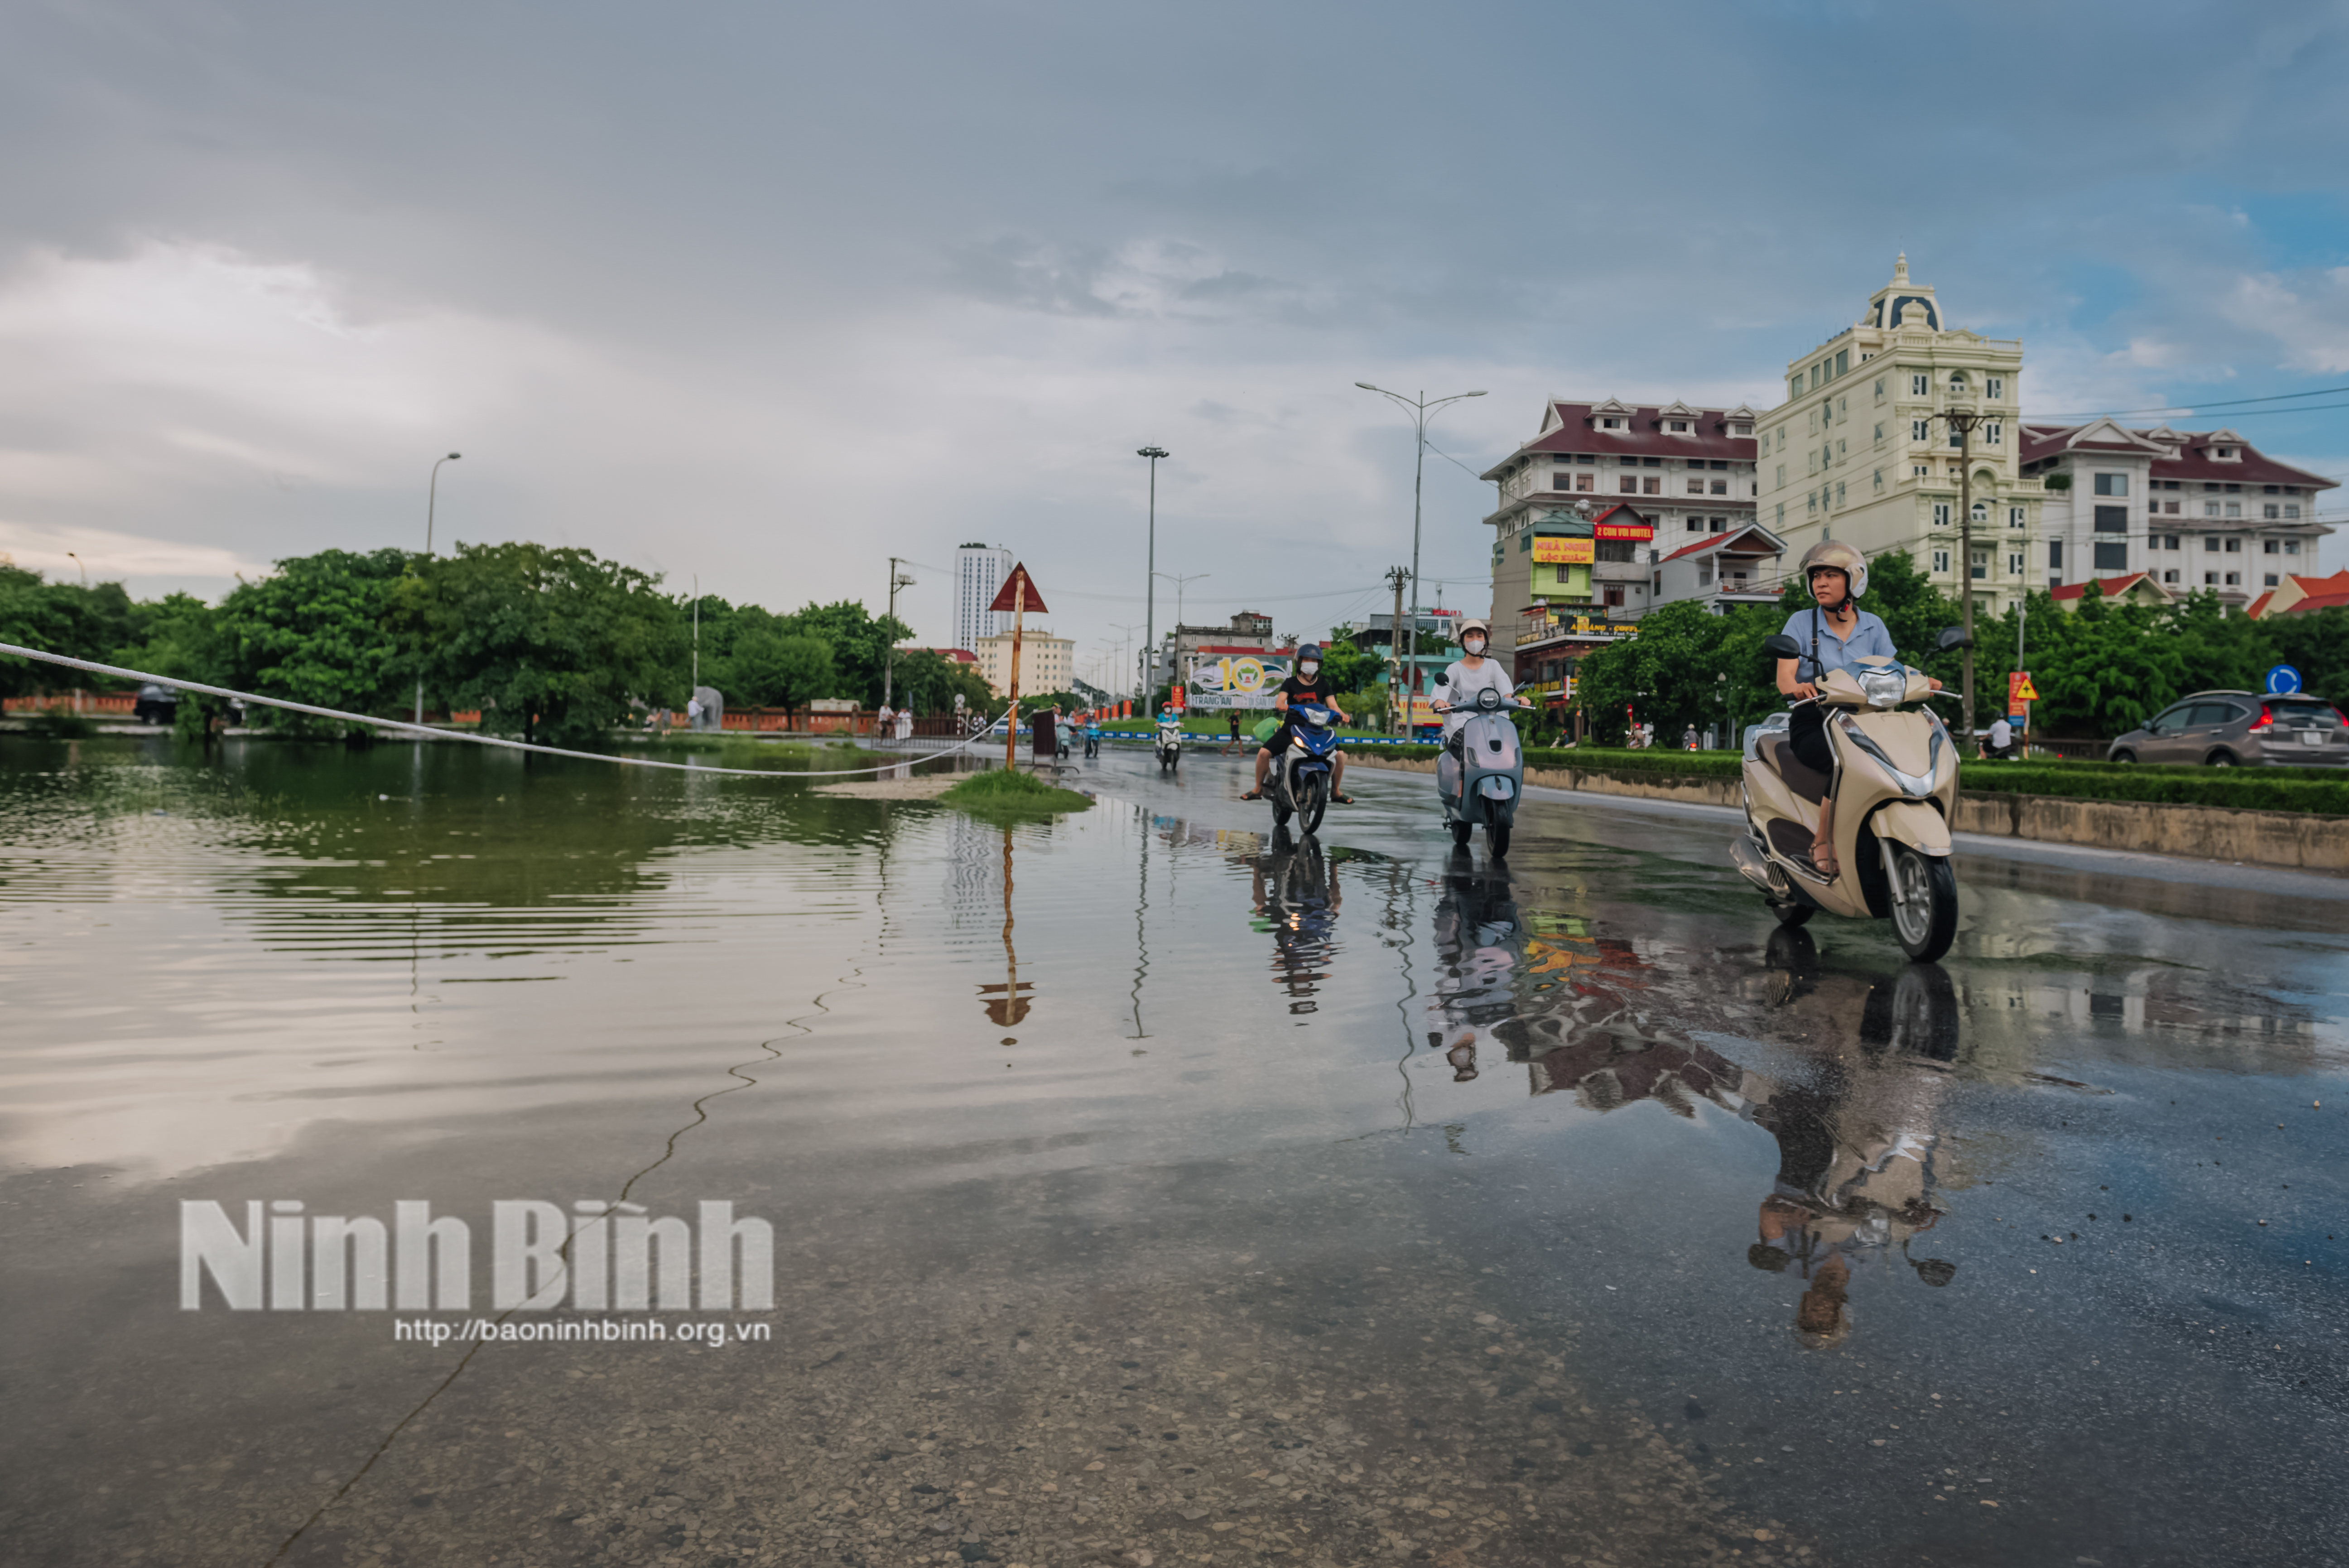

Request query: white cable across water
[{"left": 0, "top": 643, "right": 1016, "bottom": 779}]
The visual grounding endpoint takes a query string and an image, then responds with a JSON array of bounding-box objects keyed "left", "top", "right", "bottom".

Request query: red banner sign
[{"left": 1593, "top": 520, "right": 1652, "bottom": 541}]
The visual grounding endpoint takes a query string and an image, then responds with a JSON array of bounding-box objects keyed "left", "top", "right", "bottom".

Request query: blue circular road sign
[{"left": 2264, "top": 664, "right": 2303, "bottom": 695}]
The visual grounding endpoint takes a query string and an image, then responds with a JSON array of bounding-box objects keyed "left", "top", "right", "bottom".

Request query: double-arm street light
[
  {"left": 1354, "top": 385, "right": 1484, "bottom": 711},
  {"left": 417, "top": 452, "right": 461, "bottom": 726},
  {"left": 1136, "top": 447, "right": 1170, "bottom": 699},
  {"left": 883, "top": 558, "right": 917, "bottom": 712}
]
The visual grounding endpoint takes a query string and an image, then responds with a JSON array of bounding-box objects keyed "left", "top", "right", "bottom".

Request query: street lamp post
[
  {"left": 1136, "top": 447, "right": 1169, "bottom": 700},
  {"left": 1933, "top": 410, "right": 1987, "bottom": 747},
  {"left": 883, "top": 557, "right": 916, "bottom": 713},
  {"left": 417, "top": 452, "right": 461, "bottom": 727},
  {"left": 1354, "top": 385, "right": 1485, "bottom": 711},
  {"left": 1153, "top": 571, "right": 1209, "bottom": 634},
  {"left": 65, "top": 551, "right": 87, "bottom": 587}
]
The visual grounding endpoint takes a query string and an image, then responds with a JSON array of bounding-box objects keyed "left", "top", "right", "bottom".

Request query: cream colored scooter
[{"left": 1728, "top": 628, "right": 1969, "bottom": 962}]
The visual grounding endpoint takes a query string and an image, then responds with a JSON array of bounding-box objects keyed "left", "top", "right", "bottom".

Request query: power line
[{"left": 2030, "top": 384, "right": 2349, "bottom": 422}]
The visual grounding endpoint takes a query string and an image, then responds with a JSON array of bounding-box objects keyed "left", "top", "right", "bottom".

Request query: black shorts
[{"left": 1788, "top": 703, "right": 1834, "bottom": 777}]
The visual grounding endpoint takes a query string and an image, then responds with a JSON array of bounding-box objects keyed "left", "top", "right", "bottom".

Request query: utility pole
[
  {"left": 1384, "top": 564, "right": 1410, "bottom": 732},
  {"left": 417, "top": 452, "right": 461, "bottom": 728},
  {"left": 883, "top": 557, "right": 916, "bottom": 712},
  {"left": 1936, "top": 409, "right": 1988, "bottom": 748},
  {"left": 1355, "top": 384, "right": 1486, "bottom": 719},
  {"left": 1137, "top": 447, "right": 1170, "bottom": 701}
]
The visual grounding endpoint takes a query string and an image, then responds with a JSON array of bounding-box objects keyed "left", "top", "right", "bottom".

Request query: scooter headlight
[{"left": 1858, "top": 668, "right": 1908, "bottom": 710}]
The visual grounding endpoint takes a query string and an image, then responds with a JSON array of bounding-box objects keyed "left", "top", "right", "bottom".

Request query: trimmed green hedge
[{"left": 1360, "top": 743, "right": 2349, "bottom": 816}]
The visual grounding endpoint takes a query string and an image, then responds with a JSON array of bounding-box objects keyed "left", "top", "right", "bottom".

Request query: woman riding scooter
[
  {"left": 1774, "top": 542, "right": 1939, "bottom": 881},
  {"left": 1430, "top": 620, "right": 1532, "bottom": 789}
]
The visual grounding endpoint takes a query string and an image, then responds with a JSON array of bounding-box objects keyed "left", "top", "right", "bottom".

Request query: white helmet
[
  {"left": 1798, "top": 539, "right": 1868, "bottom": 600},
  {"left": 1458, "top": 618, "right": 1492, "bottom": 646}
]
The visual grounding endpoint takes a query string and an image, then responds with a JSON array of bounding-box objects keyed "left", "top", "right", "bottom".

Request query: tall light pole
[
  {"left": 1154, "top": 571, "right": 1209, "bottom": 632},
  {"left": 417, "top": 452, "right": 461, "bottom": 726},
  {"left": 65, "top": 551, "right": 87, "bottom": 587},
  {"left": 1136, "top": 447, "right": 1169, "bottom": 699},
  {"left": 1355, "top": 385, "right": 1484, "bottom": 712},
  {"left": 1934, "top": 409, "right": 1987, "bottom": 748},
  {"left": 883, "top": 557, "right": 916, "bottom": 712}
]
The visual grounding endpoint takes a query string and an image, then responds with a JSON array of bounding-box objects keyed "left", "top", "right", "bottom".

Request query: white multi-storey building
[
  {"left": 2017, "top": 423, "right": 2335, "bottom": 609},
  {"left": 1754, "top": 256, "right": 2042, "bottom": 619},
  {"left": 953, "top": 544, "right": 1015, "bottom": 654}
]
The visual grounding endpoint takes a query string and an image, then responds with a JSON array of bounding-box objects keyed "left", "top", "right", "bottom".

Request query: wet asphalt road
[{"left": 0, "top": 733, "right": 2343, "bottom": 1568}]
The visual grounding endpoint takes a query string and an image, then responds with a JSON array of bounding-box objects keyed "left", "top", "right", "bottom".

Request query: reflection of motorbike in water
[
  {"left": 1247, "top": 835, "right": 1344, "bottom": 1015},
  {"left": 1426, "top": 882, "right": 1964, "bottom": 1344}
]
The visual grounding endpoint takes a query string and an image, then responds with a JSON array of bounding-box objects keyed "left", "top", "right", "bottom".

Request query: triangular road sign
[
  {"left": 2008, "top": 672, "right": 2040, "bottom": 702},
  {"left": 987, "top": 563, "right": 1047, "bottom": 615}
]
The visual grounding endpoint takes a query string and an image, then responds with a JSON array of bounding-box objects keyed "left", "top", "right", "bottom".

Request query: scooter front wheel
[
  {"left": 1297, "top": 774, "right": 1327, "bottom": 837},
  {"left": 1887, "top": 843, "right": 1959, "bottom": 962},
  {"left": 1488, "top": 822, "right": 1510, "bottom": 858},
  {"left": 1450, "top": 822, "right": 1472, "bottom": 849}
]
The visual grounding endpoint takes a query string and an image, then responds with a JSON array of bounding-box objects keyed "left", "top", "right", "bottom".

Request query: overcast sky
[{"left": 5, "top": 0, "right": 2349, "bottom": 684}]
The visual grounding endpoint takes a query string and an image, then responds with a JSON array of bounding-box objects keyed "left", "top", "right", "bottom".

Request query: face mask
[
  {"left": 1463, "top": 636, "right": 1487, "bottom": 655},
  {"left": 1300, "top": 661, "right": 1320, "bottom": 678}
]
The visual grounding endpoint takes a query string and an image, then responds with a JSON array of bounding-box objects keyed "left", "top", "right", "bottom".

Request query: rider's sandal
[
  {"left": 1241, "top": 789, "right": 1264, "bottom": 801},
  {"left": 1801, "top": 848, "right": 1840, "bottom": 882},
  {"left": 1331, "top": 792, "right": 1355, "bottom": 805}
]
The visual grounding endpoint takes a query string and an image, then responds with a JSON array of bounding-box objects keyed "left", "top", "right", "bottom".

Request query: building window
[
  {"left": 1911, "top": 419, "right": 1931, "bottom": 442},
  {"left": 2224, "top": 503, "right": 2242, "bottom": 519},
  {"left": 1643, "top": 477, "right": 1661, "bottom": 495},
  {"left": 2093, "top": 473, "right": 2128, "bottom": 496},
  {"left": 1836, "top": 481, "right": 1846, "bottom": 506},
  {"left": 1808, "top": 490, "right": 1819, "bottom": 514},
  {"left": 1913, "top": 464, "right": 1929, "bottom": 477},
  {"left": 1578, "top": 473, "right": 1594, "bottom": 491},
  {"left": 2049, "top": 540, "right": 2063, "bottom": 568},
  {"left": 2008, "top": 505, "right": 2026, "bottom": 529},
  {"left": 2265, "top": 573, "right": 2280, "bottom": 587},
  {"left": 1643, "top": 457, "right": 1662, "bottom": 467},
  {"left": 1948, "top": 372, "right": 1969, "bottom": 395},
  {"left": 1971, "top": 500, "right": 1990, "bottom": 524},
  {"left": 2204, "top": 536, "right": 2219, "bottom": 552},
  {"left": 1667, "top": 419, "right": 1689, "bottom": 432},
  {"left": 2161, "top": 534, "right": 2179, "bottom": 550},
  {"left": 1790, "top": 379, "right": 1803, "bottom": 401},
  {"left": 1987, "top": 376, "right": 2003, "bottom": 400},
  {"left": 1984, "top": 421, "right": 2002, "bottom": 445},
  {"left": 2205, "top": 572, "right": 2219, "bottom": 585},
  {"left": 1686, "top": 477, "right": 1706, "bottom": 495},
  {"left": 2162, "top": 500, "right": 2179, "bottom": 514},
  {"left": 1911, "top": 373, "right": 1930, "bottom": 396},
  {"left": 1600, "top": 417, "right": 1623, "bottom": 430},
  {"left": 1931, "top": 549, "right": 1951, "bottom": 573},
  {"left": 2224, "top": 571, "right": 2240, "bottom": 587},
  {"left": 2264, "top": 539, "right": 2279, "bottom": 554},
  {"left": 1948, "top": 429, "right": 1964, "bottom": 449},
  {"left": 1686, "top": 516, "right": 1705, "bottom": 532},
  {"left": 1619, "top": 455, "right": 1638, "bottom": 466},
  {"left": 1970, "top": 549, "right": 1989, "bottom": 579},
  {"left": 2160, "top": 569, "right": 2177, "bottom": 583},
  {"left": 1710, "top": 478, "right": 1728, "bottom": 495},
  {"left": 1874, "top": 378, "right": 1886, "bottom": 400},
  {"left": 1620, "top": 476, "right": 1638, "bottom": 494},
  {"left": 2286, "top": 540, "right": 2301, "bottom": 555},
  {"left": 2204, "top": 501, "right": 2221, "bottom": 517},
  {"left": 1603, "top": 585, "right": 1625, "bottom": 607},
  {"left": 1711, "top": 517, "right": 1727, "bottom": 532},
  {"left": 1932, "top": 502, "right": 1952, "bottom": 527},
  {"left": 2093, "top": 505, "right": 2127, "bottom": 533},
  {"left": 2007, "top": 552, "right": 2025, "bottom": 576},
  {"left": 2224, "top": 537, "right": 2240, "bottom": 553},
  {"left": 1775, "top": 463, "right": 1786, "bottom": 486},
  {"left": 1835, "top": 349, "right": 1849, "bottom": 375},
  {"left": 1874, "top": 469, "right": 1885, "bottom": 492},
  {"left": 1776, "top": 502, "right": 1785, "bottom": 527},
  {"left": 1553, "top": 472, "right": 1571, "bottom": 490},
  {"left": 2095, "top": 542, "right": 2128, "bottom": 570},
  {"left": 2286, "top": 503, "right": 2301, "bottom": 519},
  {"left": 2263, "top": 503, "right": 2280, "bottom": 519}
]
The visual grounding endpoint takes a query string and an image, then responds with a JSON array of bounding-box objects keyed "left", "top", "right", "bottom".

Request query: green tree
[
  {"left": 398, "top": 542, "right": 686, "bottom": 746},
  {"left": 0, "top": 563, "right": 144, "bottom": 697},
  {"left": 2257, "top": 607, "right": 2349, "bottom": 707},
  {"left": 776, "top": 600, "right": 912, "bottom": 709},
  {"left": 1316, "top": 635, "right": 1380, "bottom": 694},
  {"left": 728, "top": 629, "right": 836, "bottom": 722},
  {"left": 215, "top": 548, "right": 414, "bottom": 736},
  {"left": 2024, "top": 583, "right": 2192, "bottom": 735},
  {"left": 891, "top": 648, "right": 993, "bottom": 715}
]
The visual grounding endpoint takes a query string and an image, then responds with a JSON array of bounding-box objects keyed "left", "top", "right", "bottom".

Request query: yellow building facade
[
  {"left": 972, "top": 629, "right": 1075, "bottom": 697},
  {"left": 1755, "top": 257, "right": 2043, "bottom": 618}
]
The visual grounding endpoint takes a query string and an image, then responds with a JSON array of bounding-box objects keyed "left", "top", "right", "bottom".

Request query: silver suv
[{"left": 2107, "top": 689, "right": 2349, "bottom": 768}]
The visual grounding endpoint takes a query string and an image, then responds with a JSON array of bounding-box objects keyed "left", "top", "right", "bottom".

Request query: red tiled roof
[
  {"left": 1186, "top": 644, "right": 1279, "bottom": 655},
  {"left": 2019, "top": 423, "right": 2338, "bottom": 492},
  {"left": 2049, "top": 572, "right": 2160, "bottom": 603},
  {"left": 2245, "top": 591, "right": 2275, "bottom": 617},
  {"left": 1482, "top": 401, "right": 1758, "bottom": 477},
  {"left": 2279, "top": 589, "right": 2349, "bottom": 617},
  {"left": 901, "top": 646, "right": 980, "bottom": 663},
  {"left": 1659, "top": 523, "right": 1784, "bottom": 563}
]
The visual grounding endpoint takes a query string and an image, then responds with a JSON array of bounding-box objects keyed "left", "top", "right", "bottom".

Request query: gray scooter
[{"left": 1434, "top": 677, "right": 1528, "bottom": 856}]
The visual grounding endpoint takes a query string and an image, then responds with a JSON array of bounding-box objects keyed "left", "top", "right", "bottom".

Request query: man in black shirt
[{"left": 1243, "top": 645, "right": 1353, "bottom": 803}]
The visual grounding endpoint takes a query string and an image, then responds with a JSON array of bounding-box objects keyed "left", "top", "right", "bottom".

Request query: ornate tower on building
[{"left": 1754, "top": 257, "right": 2041, "bottom": 617}]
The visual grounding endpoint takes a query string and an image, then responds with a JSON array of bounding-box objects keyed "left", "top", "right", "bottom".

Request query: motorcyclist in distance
[
  {"left": 1243, "top": 643, "right": 1353, "bottom": 803},
  {"left": 1429, "top": 620, "right": 1531, "bottom": 800},
  {"left": 1773, "top": 541, "right": 1940, "bottom": 880}
]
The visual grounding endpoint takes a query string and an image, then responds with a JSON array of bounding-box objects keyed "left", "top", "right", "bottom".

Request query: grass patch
[
  {"left": 15, "top": 711, "right": 100, "bottom": 739},
  {"left": 940, "top": 765, "right": 1093, "bottom": 818}
]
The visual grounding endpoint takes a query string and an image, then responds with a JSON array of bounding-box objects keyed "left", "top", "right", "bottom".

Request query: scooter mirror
[
  {"left": 1432, "top": 670, "right": 1449, "bottom": 686},
  {"left": 1762, "top": 633, "right": 1802, "bottom": 660},
  {"left": 1935, "top": 624, "right": 1971, "bottom": 651}
]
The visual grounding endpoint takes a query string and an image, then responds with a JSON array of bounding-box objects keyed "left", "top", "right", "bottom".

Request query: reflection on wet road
[{"left": 0, "top": 736, "right": 2344, "bottom": 1567}]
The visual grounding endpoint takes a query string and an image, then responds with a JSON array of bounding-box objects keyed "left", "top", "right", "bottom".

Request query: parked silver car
[{"left": 2106, "top": 689, "right": 2349, "bottom": 768}]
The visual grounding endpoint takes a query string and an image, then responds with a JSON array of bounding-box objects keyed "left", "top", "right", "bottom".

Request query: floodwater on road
[{"left": 1, "top": 734, "right": 2345, "bottom": 1568}]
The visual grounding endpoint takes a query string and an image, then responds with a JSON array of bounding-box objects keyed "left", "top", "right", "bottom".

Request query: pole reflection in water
[
  {"left": 977, "top": 826, "right": 1032, "bottom": 1029},
  {"left": 1421, "top": 867, "right": 1965, "bottom": 1346}
]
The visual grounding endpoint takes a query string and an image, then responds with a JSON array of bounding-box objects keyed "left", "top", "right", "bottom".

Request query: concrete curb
[{"left": 1346, "top": 755, "right": 2349, "bottom": 875}]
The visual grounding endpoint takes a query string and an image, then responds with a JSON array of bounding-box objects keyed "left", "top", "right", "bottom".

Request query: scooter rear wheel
[{"left": 1771, "top": 900, "right": 1813, "bottom": 927}]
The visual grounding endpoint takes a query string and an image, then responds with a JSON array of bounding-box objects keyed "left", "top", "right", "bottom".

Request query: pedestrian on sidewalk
[{"left": 1225, "top": 708, "right": 1242, "bottom": 755}]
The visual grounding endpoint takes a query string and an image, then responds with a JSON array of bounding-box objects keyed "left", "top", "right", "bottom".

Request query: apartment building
[
  {"left": 1478, "top": 397, "right": 1760, "bottom": 646},
  {"left": 972, "top": 627, "right": 1074, "bottom": 697},
  {"left": 1754, "top": 255, "right": 2043, "bottom": 618},
  {"left": 2017, "top": 423, "right": 2336, "bottom": 610},
  {"left": 954, "top": 544, "right": 1016, "bottom": 654}
]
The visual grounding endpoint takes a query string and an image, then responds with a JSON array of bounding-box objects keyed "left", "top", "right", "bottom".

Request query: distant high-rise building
[{"left": 954, "top": 543, "right": 1015, "bottom": 654}]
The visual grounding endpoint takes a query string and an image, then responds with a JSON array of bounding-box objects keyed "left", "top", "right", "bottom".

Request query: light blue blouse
[{"left": 1779, "top": 607, "right": 1897, "bottom": 684}]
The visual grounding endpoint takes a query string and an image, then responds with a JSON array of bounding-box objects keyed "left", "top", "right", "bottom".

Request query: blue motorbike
[{"left": 1266, "top": 702, "right": 1341, "bottom": 837}]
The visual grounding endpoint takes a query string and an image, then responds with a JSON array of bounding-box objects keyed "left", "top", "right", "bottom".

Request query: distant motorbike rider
[
  {"left": 1244, "top": 644, "right": 1353, "bottom": 803},
  {"left": 1428, "top": 620, "right": 1530, "bottom": 798},
  {"left": 1772, "top": 541, "right": 1938, "bottom": 881}
]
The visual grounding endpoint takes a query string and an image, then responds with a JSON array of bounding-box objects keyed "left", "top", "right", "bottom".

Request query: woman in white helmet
[
  {"left": 1774, "top": 540, "right": 1935, "bottom": 880},
  {"left": 1430, "top": 619, "right": 1530, "bottom": 795}
]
